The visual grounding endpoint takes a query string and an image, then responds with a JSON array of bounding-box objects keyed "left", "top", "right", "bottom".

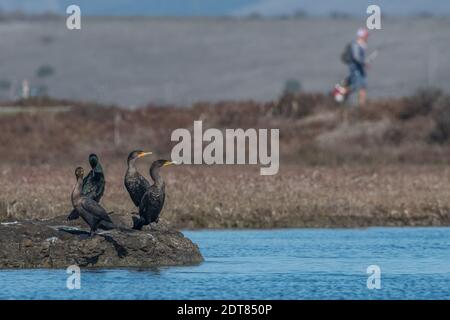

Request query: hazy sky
[{"left": 1, "top": 0, "right": 449, "bottom": 16}]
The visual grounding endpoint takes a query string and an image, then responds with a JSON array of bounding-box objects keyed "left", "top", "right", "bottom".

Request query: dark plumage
[
  {"left": 71, "top": 167, "right": 115, "bottom": 236},
  {"left": 67, "top": 154, "right": 105, "bottom": 221},
  {"left": 132, "top": 159, "right": 176, "bottom": 230},
  {"left": 82, "top": 154, "right": 105, "bottom": 202},
  {"left": 124, "top": 150, "right": 152, "bottom": 208}
]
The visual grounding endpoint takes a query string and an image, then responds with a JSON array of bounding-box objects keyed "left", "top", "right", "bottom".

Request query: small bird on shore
[
  {"left": 124, "top": 150, "right": 153, "bottom": 208},
  {"left": 71, "top": 167, "right": 115, "bottom": 236},
  {"left": 67, "top": 154, "right": 105, "bottom": 221},
  {"left": 132, "top": 160, "right": 176, "bottom": 230}
]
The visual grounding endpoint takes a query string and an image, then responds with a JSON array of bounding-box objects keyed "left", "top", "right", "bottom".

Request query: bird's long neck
[
  {"left": 71, "top": 177, "right": 83, "bottom": 204},
  {"left": 127, "top": 159, "right": 137, "bottom": 174},
  {"left": 150, "top": 166, "right": 164, "bottom": 187},
  {"left": 93, "top": 162, "right": 103, "bottom": 175}
]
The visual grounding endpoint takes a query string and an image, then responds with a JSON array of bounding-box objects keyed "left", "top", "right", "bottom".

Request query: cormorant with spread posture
[
  {"left": 132, "top": 160, "right": 176, "bottom": 230},
  {"left": 124, "top": 150, "right": 153, "bottom": 208},
  {"left": 67, "top": 153, "right": 105, "bottom": 220},
  {"left": 71, "top": 167, "right": 115, "bottom": 236}
]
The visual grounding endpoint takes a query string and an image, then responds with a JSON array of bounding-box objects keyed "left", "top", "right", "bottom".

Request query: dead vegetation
[
  {"left": 1, "top": 89, "right": 450, "bottom": 228},
  {"left": 1, "top": 164, "right": 449, "bottom": 228},
  {"left": 2, "top": 88, "right": 450, "bottom": 166}
]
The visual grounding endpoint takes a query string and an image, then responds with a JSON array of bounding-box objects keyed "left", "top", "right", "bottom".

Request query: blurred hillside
[
  {"left": 2, "top": 0, "right": 450, "bottom": 17},
  {"left": 0, "top": 17, "right": 449, "bottom": 106}
]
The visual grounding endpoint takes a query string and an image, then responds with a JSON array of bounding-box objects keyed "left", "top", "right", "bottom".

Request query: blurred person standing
[
  {"left": 348, "top": 28, "right": 369, "bottom": 106},
  {"left": 336, "top": 28, "right": 370, "bottom": 106}
]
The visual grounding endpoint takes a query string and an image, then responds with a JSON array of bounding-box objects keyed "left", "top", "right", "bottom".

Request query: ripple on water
[{"left": 0, "top": 227, "right": 449, "bottom": 299}]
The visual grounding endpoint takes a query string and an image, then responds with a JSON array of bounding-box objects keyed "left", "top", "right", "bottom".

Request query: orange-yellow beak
[
  {"left": 163, "top": 161, "right": 178, "bottom": 167},
  {"left": 137, "top": 151, "right": 152, "bottom": 158}
]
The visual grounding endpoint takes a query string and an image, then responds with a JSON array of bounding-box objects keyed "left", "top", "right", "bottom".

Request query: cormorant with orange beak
[
  {"left": 132, "top": 160, "right": 176, "bottom": 230},
  {"left": 124, "top": 150, "right": 153, "bottom": 208}
]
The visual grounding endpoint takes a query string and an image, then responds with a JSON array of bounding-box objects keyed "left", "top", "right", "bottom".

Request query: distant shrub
[
  {"left": 36, "top": 65, "right": 55, "bottom": 78},
  {"left": 274, "top": 92, "right": 330, "bottom": 118},
  {"left": 415, "top": 11, "right": 434, "bottom": 18},
  {"left": 283, "top": 79, "right": 302, "bottom": 95},
  {"left": 397, "top": 87, "right": 443, "bottom": 120},
  {"left": 245, "top": 12, "right": 262, "bottom": 20},
  {"left": 359, "top": 99, "right": 404, "bottom": 121},
  {"left": 383, "top": 127, "right": 404, "bottom": 146},
  {"left": 0, "top": 79, "right": 11, "bottom": 91},
  {"left": 429, "top": 95, "right": 450, "bottom": 144},
  {"left": 329, "top": 11, "right": 351, "bottom": 19},
  {"left": 40, "top": 35, "right": 55, "bottom": 45},
  {"left": 33, "top": 85, "right": 49, "bottom": 97},
  {"left": 293, "top": 10, "right": 308, "bottom": 19}
]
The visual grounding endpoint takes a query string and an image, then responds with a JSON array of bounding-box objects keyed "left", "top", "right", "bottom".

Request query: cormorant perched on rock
[
  {"left": 124, "top": 150, "right": 153, "bottom": 208},
  {"left": 132, "top": 160, "right": 176, "bottom": 230},
  {"left": 71, "top": 167, "right": 115, "bottom": 236},
  {"left": 82, "top": 154, "right": 105, "bottom": 202},
  {"left": 67, "top": 154, "right": 105, "bottom": 221}
]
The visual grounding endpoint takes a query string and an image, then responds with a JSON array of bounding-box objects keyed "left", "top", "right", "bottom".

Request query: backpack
[{"left": 341, "top": 42, "right": 353, "bottom": 64}]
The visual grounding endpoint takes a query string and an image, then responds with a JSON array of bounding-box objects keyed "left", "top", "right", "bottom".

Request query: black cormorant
[
  {"left": 124, "top": 150, "right": 153, "bottom": 208},
  {"left": 71, "top": 167, "right": 115, "bottom": 236},
  {"left": 67, "top": 154, "right": 105, "bottom": 221},
  {"left": 132, "top": 159, "right": 176, "bottom": 230},
  {"left": 82, "top": 154, "right": 105, "bottom": 202}
]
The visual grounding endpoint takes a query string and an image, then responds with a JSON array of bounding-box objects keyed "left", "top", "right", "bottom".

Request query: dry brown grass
[
  {"left": 1, "top": 93, "right": 450, "bottom": 228},
  {"left": 2, "top": 90, "right": 450, "bottom": 166},
  {"left": 1, "top": 163, "right": 449, "bottom": 228}
]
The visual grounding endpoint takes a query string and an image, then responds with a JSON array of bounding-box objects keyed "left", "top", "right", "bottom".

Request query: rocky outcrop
[{"left": 0, "top": 215, "right": 203, "bottom": 269}]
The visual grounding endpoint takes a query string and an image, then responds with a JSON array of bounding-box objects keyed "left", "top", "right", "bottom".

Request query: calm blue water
[{"left": 1, "top": 228, "right": 450, "bottom": 300}]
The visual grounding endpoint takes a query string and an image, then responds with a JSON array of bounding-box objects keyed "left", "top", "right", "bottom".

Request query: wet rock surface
[{"left": 0, "top": 215, "right": 203, "bottom": 269}]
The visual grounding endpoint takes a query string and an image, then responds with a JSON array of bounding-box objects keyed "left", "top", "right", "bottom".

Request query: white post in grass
[
  {"left": 114, "top": 112, "right": 122, "bottom": 148},
  {"left": 22, "top": 79, "right": 30, "bottom": 99}
]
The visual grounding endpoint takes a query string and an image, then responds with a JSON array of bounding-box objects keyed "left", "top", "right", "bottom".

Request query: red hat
[{"left": 357, "top": 28, "right": 369, "bottom": 39}]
